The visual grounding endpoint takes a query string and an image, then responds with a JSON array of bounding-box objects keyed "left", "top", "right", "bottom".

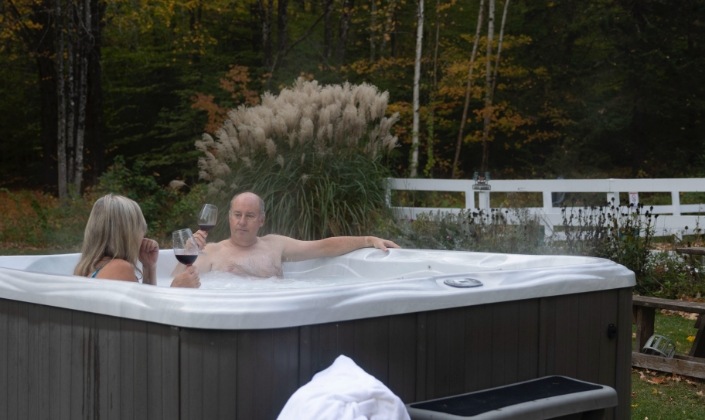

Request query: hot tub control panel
[{"left": 443, "top": 277, "right": 483, "bottom": 288}]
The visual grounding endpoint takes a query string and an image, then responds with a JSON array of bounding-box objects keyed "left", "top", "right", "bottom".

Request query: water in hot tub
[{"left": 174, "top": 261, "right": 447, "bottom": 291}]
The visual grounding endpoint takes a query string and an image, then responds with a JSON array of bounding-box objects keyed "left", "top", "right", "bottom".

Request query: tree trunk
[
  {"left": 84, "top": 0, "right": 105, "bottom": 186},
  {"left": 423, "top": 0, "right": 442, "bottom": 177},
  {"left": 337, "top": 0, "right": 354, "bottom": 64},
  {"left": 270, "top": 9, "right": 326, "bottom": 77},
  {"left": 322, "top": 0, "right": 334, "bottom": 59},
  {"left": 188, "top": 0, "right": 204, "bottom": 64},
  {"left": 259, "top": 0, "right": 274, "bottom": 68},
  {"left": 29, "top": 1, "right": 60, "bottom": 192},
  {"left": 6, "top": 0, "right": 102, "bottom": 195},
  {"left": 369, "top": 0, "right": 379, "bottom": 62},
  {"left": 65, "top": 9, "right": 76, "bottom": 193},
  {"left": 39, "top": 54, "right": 58, "bottom": 192},
  {"left": 55, "top": 0, "right": 99, "bottom": 199},
  {"left": 409, "top": 0, "right": 424, "bottom": 177},
  {"left": 380, "top": 0, "right": 397, "bottom": 57},
  {"left": 266, "top": 0, "right": 291, "bottom": 76},
  {"left": 56, "top": 0, "right": 67, "bottom": 199},
  {"left": 452, "top": 0, "right": 485, "bottom": 179},
  {"left": 277, "top": 0, "right": 288, "bottom": 55},
  {"left": 491, "top": 0, "right": 510, "bottom": 95},
  {"left": 73, "top": 0, "right": 92, "bottom": 195},
  {"left": 479, "top": 0, "right": 495, "bottom": 174}
]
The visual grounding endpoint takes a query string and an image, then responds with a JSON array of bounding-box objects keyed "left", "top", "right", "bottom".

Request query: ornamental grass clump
[{"left": 196, "top": 78, "right": 399, "bottom": 240}]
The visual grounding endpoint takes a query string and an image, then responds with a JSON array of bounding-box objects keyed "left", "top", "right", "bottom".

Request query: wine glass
[
  {"left": 173, "top": 228, "right": 199, "bottom": 266},
  {"left": 198, "top": 204, "right": 218, "bottom": 232}
]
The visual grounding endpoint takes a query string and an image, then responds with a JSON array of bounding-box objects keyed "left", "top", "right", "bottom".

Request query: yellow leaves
[
  {"left": 345, "top": 57, "right": 414, "bottom": 79},
  {"left": 688, "top": 335, "right": 696, "bottom": 343},
  {"left": 436, "top": 0, "right": 460, "bottom": 14},
  {"left": 0, "top": 0, "right": 47, "bottom": 47},
  {"left": 105, "top": 0, "right": 228, "bottom": 53},
  {"left": 386, "top": 102, "right": 412, "bottom": 140},
  {"left": 173, "top": 25, "right": 218, "bottom": 59}
]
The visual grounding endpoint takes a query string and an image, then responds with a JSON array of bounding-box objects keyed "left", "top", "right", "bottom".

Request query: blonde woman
[{"left": 74, "top": 194, "right": 200, "bottom": 288}]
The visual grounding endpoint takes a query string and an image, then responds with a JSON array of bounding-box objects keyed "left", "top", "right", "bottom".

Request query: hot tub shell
[{"left": 0, "top": 248, "right": 634, "bottom": 419}]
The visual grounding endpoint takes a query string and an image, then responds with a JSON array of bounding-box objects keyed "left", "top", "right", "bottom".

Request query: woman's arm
[{"left": 138, "top": 238, "right": 159, "bottom": 285}]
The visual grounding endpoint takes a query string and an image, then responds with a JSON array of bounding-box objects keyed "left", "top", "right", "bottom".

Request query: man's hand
[{"left": 193, "top": 230, "right": 208, "bottom": 250}]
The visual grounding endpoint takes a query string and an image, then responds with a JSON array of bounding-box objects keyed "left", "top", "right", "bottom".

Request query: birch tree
[
  {"left": 54, "top": 0, "right": 95, "bottom": 199},
  {"left": 409, "top": 0, "right": 424, "bottom": 177},
  {"left": 422, "top": 0, "right": 443, "bottom": 177},
  {"left": 480, "top": 0, "right": 510, "bottom": 174},
  {"left": 4, "top": 0, "right": 101, "bottom": 195},
  {"left": 451, "top": 0, "right": 509, "bottom": 177},
  {"left": 479, "top": 0, "right": 495, "bottom": 174},
  {"left": 258, "top": 0, "right": 274, "bottom": 68}
]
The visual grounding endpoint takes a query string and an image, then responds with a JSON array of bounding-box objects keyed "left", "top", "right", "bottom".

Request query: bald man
[{"left": 183, "top": 192, "right": 400, "bottom": 277}]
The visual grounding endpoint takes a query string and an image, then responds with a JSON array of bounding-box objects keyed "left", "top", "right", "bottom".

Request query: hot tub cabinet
[{"left": 0, "top": 249, "right": 634, "bottom": 419}]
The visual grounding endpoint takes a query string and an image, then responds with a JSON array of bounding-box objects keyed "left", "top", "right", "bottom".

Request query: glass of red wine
[
  {"left": 173, "top": 228, "right": 198, "bottom": 266},
  {"left": 198, "top": 204, "right": 218, "bottom": 232}
]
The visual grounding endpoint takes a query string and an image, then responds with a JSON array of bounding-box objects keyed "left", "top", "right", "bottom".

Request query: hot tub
[{"left": 0, "top": 249, "right": 634, "bottom": 419}]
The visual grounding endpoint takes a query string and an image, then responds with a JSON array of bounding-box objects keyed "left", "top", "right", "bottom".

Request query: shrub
[
  {"left": 556, "top": 201, "right": 657, "bottom": 269},
  {"left": 375, "top": 199, "right": 705, "bottom": 298},
  {"left": 196, "top": 78, "right": 400, "bottom": 240},
  {"left": 95, "top": 156, "right": 207, "bottom": 244},
  {"left": 596, "top": 202, "right": 656, "bottom": 280},
  {"left": 377, "top": 207, "right": 549, "bottom": 254},
  {"left": 640, "top": 251, "right": 704, "bottom": 298}
]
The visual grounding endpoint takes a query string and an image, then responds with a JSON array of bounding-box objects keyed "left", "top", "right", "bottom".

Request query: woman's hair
[{"left": 74, "top": 194, "right": 147, "bottom": 277}]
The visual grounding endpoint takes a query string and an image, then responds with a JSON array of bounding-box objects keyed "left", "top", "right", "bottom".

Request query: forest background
[
  {"left": 3, "top": 3, "right": 705, "bottom": 417},
  {"left": 1, "top": 0, "right": 704, "bottom": 197}
]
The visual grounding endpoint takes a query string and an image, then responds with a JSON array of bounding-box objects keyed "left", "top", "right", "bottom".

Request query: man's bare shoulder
[
  {"left": 260, "top": 234, "right": 308, "bottom": 246},
  {"left": 260, "top": 234, "right": 289, "bottom": 242},
  {"left": 206, "top": 238, "right": 230, "bottom": 247},
  {"left": 199, "top": 240, "right": 232, "bottom": 260}
]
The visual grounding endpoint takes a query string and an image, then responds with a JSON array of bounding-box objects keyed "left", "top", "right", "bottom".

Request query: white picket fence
[{"left": 386, "top": 178, "right": 705, "bottom": 237}]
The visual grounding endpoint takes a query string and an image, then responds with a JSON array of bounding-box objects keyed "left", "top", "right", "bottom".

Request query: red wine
[
  {"left": 199, "top": 224, "right": 215, "bottom": 232},
  {"left": 175, "top": 254, "right": 197, "bottom": 265}
]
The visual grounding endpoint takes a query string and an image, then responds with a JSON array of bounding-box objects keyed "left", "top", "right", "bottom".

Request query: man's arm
[{"left": 279, "top": 235, "right": 399, "bottom": 262}]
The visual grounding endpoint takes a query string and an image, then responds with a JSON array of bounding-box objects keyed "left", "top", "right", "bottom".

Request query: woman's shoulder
[{"left": 95, "top": 258, "right": 137, "bottom": 282}]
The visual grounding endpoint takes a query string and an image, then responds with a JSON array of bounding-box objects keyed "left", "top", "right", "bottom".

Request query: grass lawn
[{"left": 631, "top": 311, "right": 705, "bottom": 419}]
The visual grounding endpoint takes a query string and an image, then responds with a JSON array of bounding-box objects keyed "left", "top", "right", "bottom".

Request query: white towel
[{"left": 277, "top": 355, "right": 410, "bottom": 420}]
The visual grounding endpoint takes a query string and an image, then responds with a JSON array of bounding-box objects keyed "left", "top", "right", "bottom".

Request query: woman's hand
[
  {"left": 138, "top": 238, "right": 159, "bottom": 284},
  {"left": 171, "top": 264, "right": 201, "bottom": 288},
  {"left": 138, "top": 238, "right": 160, "bottom": 268}
]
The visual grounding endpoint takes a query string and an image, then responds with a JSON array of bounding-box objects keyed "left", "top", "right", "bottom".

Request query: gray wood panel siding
[{"left": 0, "top": 288, "right": 631, "bottom": 420}]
